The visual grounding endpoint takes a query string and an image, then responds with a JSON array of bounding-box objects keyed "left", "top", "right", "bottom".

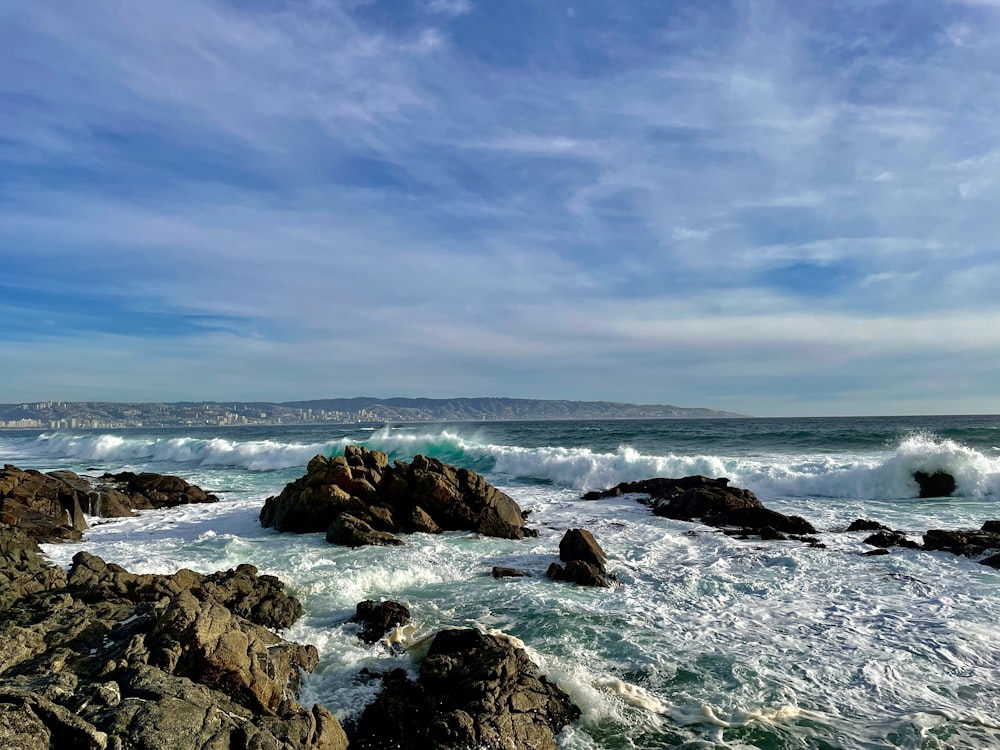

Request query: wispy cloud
[{"left": 2, "top": 0, "right": 1000, "bottom": 415}]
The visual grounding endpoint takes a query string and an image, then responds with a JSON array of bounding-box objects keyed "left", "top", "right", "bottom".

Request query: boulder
[
  {"left": 261, "top": 448, "right": 536, "bottom": 546},
  {"left": 913, "top": 470, "right": 956, "bottom": 498},
  {"left": 546, "top": 560, "right": 609, "bottom": 588},
  {"left": 353, "top": 628, "right": 579, "bottom": 750},
  {"left": 352, "top": 600, "right": 411, "bottom": 644},
  {"left": 583, "top": 475, "right": 817, "bottom": 535},
  {"left": 559, "top": 528, "right": 607, "bottom": 572}
]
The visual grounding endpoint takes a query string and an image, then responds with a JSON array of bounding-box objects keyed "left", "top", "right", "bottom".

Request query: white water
[{"left": 3, "top": 420, "right": 997, "bottom": 748}]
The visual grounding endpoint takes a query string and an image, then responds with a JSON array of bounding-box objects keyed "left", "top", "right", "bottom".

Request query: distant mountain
[{"left": 0, "top": 397, "right": 746, "bottom": 429}]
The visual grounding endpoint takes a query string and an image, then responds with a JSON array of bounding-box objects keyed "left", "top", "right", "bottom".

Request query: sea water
[{"left": 3, "top": 416, "right": 999, "bottom": 749}]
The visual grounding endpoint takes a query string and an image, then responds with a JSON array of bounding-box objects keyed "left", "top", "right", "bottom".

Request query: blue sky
[{"left": 2, "top": 0, "right": 1000, "bottom": 416}]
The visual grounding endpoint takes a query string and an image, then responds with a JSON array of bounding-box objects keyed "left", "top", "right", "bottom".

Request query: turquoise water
[{"left": 4, "top": 416, "right": 1000, "bottom": 749}]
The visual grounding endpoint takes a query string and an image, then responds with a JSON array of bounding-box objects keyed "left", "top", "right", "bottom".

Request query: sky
[{"left": 2, "top": 0, "right": 1000, "bottom": 417}]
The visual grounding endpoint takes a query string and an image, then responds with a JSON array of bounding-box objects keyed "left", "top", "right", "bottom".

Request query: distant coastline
[{"left": 0, "top": 397, "right": 746, "bottom": 430}]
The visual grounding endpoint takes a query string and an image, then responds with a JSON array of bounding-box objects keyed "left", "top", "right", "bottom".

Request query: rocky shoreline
[{"left": 3, "top": 455, "right": 998, "bottom": 749}]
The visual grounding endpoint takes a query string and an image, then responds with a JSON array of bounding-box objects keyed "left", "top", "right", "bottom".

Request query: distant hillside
[
  {"left": 279, "top": 397, "right": 746, "bottom": 421},
  {"left": 0, "top": 397, "right": 745, "bottom": 429}
]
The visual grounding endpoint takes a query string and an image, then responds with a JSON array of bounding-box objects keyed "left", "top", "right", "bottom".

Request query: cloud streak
[{"left": 2, "top": 0, "right": 1000, "bottom": 415}]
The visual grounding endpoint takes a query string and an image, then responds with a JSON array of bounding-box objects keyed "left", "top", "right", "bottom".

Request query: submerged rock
[
  {"left": 352, "top": 628, "right": 579, "bottom": 750},
  {"left": 261, "top": 447, "right": 536, "bottom": 545},
  {"left": 583, "top": 475, "right": 817, "bottom": 535},
  {"left": 0, "top": 526, "right": 347, "bottom": 750}
]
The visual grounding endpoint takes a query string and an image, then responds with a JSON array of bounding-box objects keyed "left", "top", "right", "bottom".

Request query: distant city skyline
[{"left": 3, "top": 2, "right": 1000, "bottom": 417}]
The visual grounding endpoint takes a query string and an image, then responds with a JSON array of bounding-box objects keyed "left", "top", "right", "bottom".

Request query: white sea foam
[{"left": 24, "top": 420, "right": 1000, "bottom": 749}]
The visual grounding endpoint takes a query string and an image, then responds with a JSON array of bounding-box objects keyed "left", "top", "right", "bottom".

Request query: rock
[
  {"left": 0, "top": 527, "right": 68, "bottom": 610},
  {"left": 847, "top": 518, "right": 890, "bottom": 532},
  {"left": 981, "top": 552, "right": 1000, "bottom": 569},
  {"left": 913, "top": 470, "right": 956, "bottom": 498},
  {"left": 261, "top": 448, "right": 536, "bottom": 545},
  {"left": 352, "top": 600, "right": 411, "bottom": 643},
  {"left": 353, "top": 628, "right": 579, "bottom": 750},
  {"left": 98, "top": 471, "right": 219, "bottom": 511},
  {"left": 923, "top": 528, "right": 1000, "bottom": 558},
  {"left": 0, "top": 466, "right": 86, "bottom": 541},
  {"left": 0, "top": 542, "right": 346, "bottom": 749},
  {"left": 981, "top": 520, "right": 1000, "bottom": 534},
  {"left": 546, "top": 560, "right": 610, "bottom": 588},
  {"left": 864, "top": 548, "right": 891, "bottom": 556},
  {"left": 863, "top": 531, "right": 921, "bottom": 549},
  {"left": 66, "top": 554, "right": 303, "bottom": 631},
  {"left": 492, "top": 567, "right": 529, "bottom": 578},
  {"left": 0, "top": 464, "right": 219, "bottom": 541},
  {"left": 326, "top": 514, "right": 404, "bottom": 547},
  {"left": 583, "top": 475, "right": 817, "bottom": 535},
  {"left": 559, "top": 528, "right": 607, "bottom": 572}
]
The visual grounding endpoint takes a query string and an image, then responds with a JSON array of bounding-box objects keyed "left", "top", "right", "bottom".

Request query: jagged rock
[
  {"left": 352, "top": 600, "right": 411, "bottom": 644},
  {"left": 0, "top": 465, "right": 86, "bottom": 541},
  {"left": 492, "top": 567, "right": 529, "bottom": 578},
  {"left": 326, "top": 513, "right": 404, "bottom": 547},
  {"left": 66, "top": 554, "right": 303, "bottom": 631},
  {"left": 559, "top": 528, "right": 607, "bottom": 572},
  {"left": 582, "top": 475, "right": 817, "bottom": 535},
  {"left": 913, "top": 470, "right": 956, "bottom": 498},
  {"left": 847, "top": 518, "right": 890, "bottom": 532},
  {"left": 0, "top": 687, "right": 108, "bottom": 749},
  {"left": 0, "top": 542, "right": 346, "bottom": 750},
  {"left": 353, "top": 628, "right": 579, "bottom": 750},
  {"left": 97, "top": 471, "right": 218, "bottom": 512},
  {"left": 261, "top": 448, "right": 536, "bottom": 546},
  {"left": 0, "top": 464, "right": 219, "bottom": 541},
  {"left": 923, "top": 528, "right": 1000, "bottom": 558},
  {"left": 0, "top": 527, "right": 68, "bottom": 609}
]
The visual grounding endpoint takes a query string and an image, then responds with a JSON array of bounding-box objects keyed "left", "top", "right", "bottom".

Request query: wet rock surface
[
  {"left": 352, "top": 628, "right": 580, "bottom": 750},
  {"left": 583, "top": 475, "right": 817, "bottom": 535},
  {"left": 0, "top": 464, "right": 219, "bottom": 542},
  {"left": 858, "top": 519, "right": 1000, "bottom": 568},
  {"left": 0, "top": 525, "right": 347, "bottom": 750},
  {"left": 547, "top": 528, "right": 612, "bottom": 587},
  {"left": 261, "top": 447, "right": 536, "bottom": 545},
  {"left": 352, "top": 599, "right": 412, "bottom": 644},
  {"left": 913, "top": 470, "right": 956, "bottom": 498}
]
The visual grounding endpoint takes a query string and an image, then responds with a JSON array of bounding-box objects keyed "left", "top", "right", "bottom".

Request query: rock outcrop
[
  {"left": 0, "top": 526, "right": 347, "bottom": 750},
  {"left": 547, "top": 528, "right": 612, "bottom": 587},
  {"left": 352, "top": 599, "right": 411, "bottom": 644},
  {"left": 583, "top": 476, "right": 817, "bottom": 535},
  {"left": 860, "top": 520, "right": 1000, "bottom": 569},
  {"left": 0, "top": 464, "right": 219, "bottom": 542},
  {"left": 352, "top": 628, "right": 579, "bottom": 750},
  {"left": 260, "top": 447, "right": 535, "bottom": 545},
  {"left": 913, "top": 470, "right": 956, "bottom": 498}
]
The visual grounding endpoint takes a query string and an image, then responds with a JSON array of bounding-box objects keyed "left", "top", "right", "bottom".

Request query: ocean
[{"left": 3, "top": 415, "right": 999, "bottom": 749}]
